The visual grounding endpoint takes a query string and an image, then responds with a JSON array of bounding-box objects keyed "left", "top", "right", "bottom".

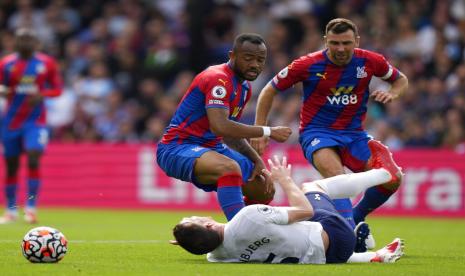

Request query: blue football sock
[
  {"left": 217, "top": 173, "right": 245, "bottom": 221},
  {"left": 353, "top": 186, "right": 392, "bottom": 224},
  {"left": 5, "top": 184, "right": 18, "bottom": 210},
  {"left": 333, "top": 198, "right": 355, "bottom": 229},
  {"left": 27, "top": 179, "right": 40, "bottom": 208}
]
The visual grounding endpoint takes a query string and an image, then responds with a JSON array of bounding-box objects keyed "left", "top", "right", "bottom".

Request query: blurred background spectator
[{"left": 0, "top": 0, "right": 463, "bottom": 151}]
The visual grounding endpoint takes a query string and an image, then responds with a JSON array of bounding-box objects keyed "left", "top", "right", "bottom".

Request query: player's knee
[
  {"left": 301, "top": 181, "right": 327, "bottom": 194},
  {"left": 215, "top": 159, "right": 242, "bottom": 176}
]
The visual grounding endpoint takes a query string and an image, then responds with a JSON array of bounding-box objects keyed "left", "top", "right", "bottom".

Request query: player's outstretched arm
[
  {"left": 263, "top": 156, "right": 313, "bottom": 223},
  {"left": 371, "top": 72, "right": 408, "bottom": 104},
  {"left": 207, "top": 107, "right": 291, "bottom": 140}
]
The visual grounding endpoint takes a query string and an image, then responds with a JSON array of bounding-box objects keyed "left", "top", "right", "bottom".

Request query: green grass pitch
[{"left": 0, "top": 208, "right": 464, "bottom": 275}]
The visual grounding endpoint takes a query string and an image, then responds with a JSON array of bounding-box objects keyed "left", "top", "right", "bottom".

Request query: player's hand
[
  {"left": 270, "top": 126, "right": 292, "bottom": 142},
  {"left": 249, "top": 158, "right": 266, "bottom": 182},
  {"left": 370, "top": 90, "right": 396, "bottom": 104},
  {"left": 262, "top": 155, "right": 292, "bottom": 184},
  {"left": 250, "top": 137, "right": 269, "bottom": 155}
]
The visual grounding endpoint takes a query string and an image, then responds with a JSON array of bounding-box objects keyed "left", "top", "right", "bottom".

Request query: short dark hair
[
  {"left": 325, "top": 18, "right": 358, "bottom": 37},
  {"left": 172, "top": 222, "right": 222, "bottom": 255},
  {"left": 232, "top": 33, "right": 265, "bottom": 52}
]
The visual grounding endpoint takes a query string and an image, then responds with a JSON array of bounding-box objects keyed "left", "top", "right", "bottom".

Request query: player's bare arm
[
  {"left": 371, "top": 72, "right": 408, "bottom": 104},
  {"left": 223, "top": 137, "right": 266, "bottom": 180},
  {"left": 207, "top": 107, "right": 291, "bottom": 140},
  {"left": 251, "top": 82, "right": 279, "bottom": 155},
  {"left": 263, "top": 156, "right": 313, "bottom": 223}
]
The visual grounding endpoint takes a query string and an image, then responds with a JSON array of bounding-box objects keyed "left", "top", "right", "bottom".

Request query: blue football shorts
[
  {"left": 306, "top": 192, "right": 356, "bottom": 263},
  {"left": 2, "top": 124, "right": 49, "bottom": 157},
  {"left": 299, "top": 128, "right": 372, "bottom": 172},
  {"left": 156, "top": 142, "right": 253, "bottom": 192}
]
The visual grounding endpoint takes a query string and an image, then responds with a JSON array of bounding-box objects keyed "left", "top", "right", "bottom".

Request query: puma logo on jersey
[
  {"left": 314, "top": 194, "right": 321, "bottom": 200},
  {"left": 218, "top": 78, "right": 228, "bottom": 86},
  {"left": 316, "top": 72, "right": 327, "bottom": 79}
]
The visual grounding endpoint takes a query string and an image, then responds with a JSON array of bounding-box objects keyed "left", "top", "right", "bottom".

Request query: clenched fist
[{"left": 270, "top": 126, "right": 292, "bottom": 142}]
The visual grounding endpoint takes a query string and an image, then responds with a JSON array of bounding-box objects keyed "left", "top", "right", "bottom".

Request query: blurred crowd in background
[{"left": 0, "top": 0, "right": 464, "bottom": 151}]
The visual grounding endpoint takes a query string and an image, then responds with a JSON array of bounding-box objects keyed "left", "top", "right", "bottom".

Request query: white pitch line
[{"left": 0, "top": 240, "right": 164, "bottom": 244}]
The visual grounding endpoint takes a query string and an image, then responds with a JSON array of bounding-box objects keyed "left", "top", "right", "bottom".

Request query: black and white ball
[{"left": 21, "top": 226, "right": 68, "bottom": 263}]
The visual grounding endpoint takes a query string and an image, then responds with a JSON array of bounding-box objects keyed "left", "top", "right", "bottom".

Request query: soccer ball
[{"left": 21, "top": 226, "right": 68, "bottom": 263}]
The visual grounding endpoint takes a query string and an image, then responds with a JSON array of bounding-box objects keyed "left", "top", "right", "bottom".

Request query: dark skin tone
[
  {"left": 194, "top": 40, "right": 292, "bottom": 201},
  {"left": 2, "top": 30, "right": 44, "bottom": 187}
]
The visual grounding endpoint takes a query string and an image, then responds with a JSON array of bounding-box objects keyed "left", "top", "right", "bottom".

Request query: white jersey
[{"left": 207, "top": 205, "right": 326, "bottom": 264}]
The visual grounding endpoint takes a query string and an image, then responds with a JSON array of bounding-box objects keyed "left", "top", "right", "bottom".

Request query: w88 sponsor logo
[
  {"left": 326, "top": 94, "right": 358, "bottom": 105},
  {"left": 326, "top": 86, "right": 358, "bottom": 105}
]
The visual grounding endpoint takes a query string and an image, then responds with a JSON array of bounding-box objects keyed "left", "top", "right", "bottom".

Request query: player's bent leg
[
  {"left": 353, "top": 140, "right": 403, "bottom": 226},
  {"left": 193, "top": 151, "right": 242, "bottom": 184},
  {"left": 301, "top": 181, "right": 327, "bottom": 194},
  {"left": 305, "top": 192, "right": 356, "bottom": 263},
  {"left": 313, "top": 147, "right": 355, "bottom": 228},
  {"left": 194, "top": 152, "right": 245, "bottom": 221},
  {"left": 367, "top": 140, "right": 403, "bottom": 185},
  {"left": 301, "top": 169, "right": 391, "bottom": 199}
]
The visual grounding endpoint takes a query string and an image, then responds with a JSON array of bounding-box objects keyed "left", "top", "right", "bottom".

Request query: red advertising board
[{"left": 0, "top": 143, "right": 464, "bottom": 217}]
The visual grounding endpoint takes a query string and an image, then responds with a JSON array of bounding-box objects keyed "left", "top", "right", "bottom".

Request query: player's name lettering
[
  {"left": 239, "top": 237, "right": 270, "bottom": 262},
  {"left": 326, "top": 94, "right": 358, "bottom": 105},
  {"left": 208, "top": 99, "right": 224, "bottom": 105}
]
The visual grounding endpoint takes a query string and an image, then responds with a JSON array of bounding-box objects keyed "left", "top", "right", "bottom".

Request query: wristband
[{"left": 262, "top": 126, "right": 271, "bottom": 138}]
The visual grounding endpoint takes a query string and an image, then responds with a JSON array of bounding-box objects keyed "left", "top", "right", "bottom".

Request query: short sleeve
[
  {"left": 370, "top": 53, "right": 400, "bottom": 82},
  {"left": 253, "top": 205, "right": 289, "bottom": 225},
  {"left": 271, "top": 56, "right": 310, "bottom": 92},
  {"left": 203, "top": 75, "right": 233, "bottom": 110}
]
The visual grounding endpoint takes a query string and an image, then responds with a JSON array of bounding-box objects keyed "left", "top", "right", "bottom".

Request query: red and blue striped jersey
[
  {"left": 271, "top": 48, "right": 400, "bottom": 132},
  {"left": 161, "top": 63, "right": 252, "bottom": 147},
  {"left": 0, "top": 52, "right": 62, "bottom": 130}
]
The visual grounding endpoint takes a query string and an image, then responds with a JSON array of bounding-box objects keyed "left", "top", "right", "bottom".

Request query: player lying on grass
[{"left": 170, "top": 155, "right": 404, "bottom": 264}]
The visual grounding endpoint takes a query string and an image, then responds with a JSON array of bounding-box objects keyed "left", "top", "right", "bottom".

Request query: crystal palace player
[
  {"left": 157, "top": 34, "right": 292, "bottom": 221},
  {"left": 252, "top": 18, "right": 408, "bottom": 251},
  {"left": 0, "top": 28, "right": 62, "bottom": 224}
]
